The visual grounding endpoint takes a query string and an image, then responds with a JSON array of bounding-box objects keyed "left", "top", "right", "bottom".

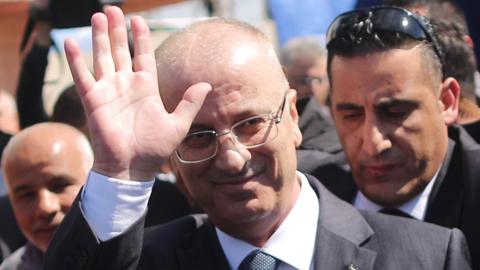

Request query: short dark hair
[
  {"left": 432, "top": 18, "right": 477, "bottom": 103},
  {"left": 326, "top": 8, "right": 443, "bottom": 87},
  {"left": 51, "top": 85, "right": 86, "bottom": 129}
]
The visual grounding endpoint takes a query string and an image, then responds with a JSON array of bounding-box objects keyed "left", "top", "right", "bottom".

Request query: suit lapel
[
  {"left": 313, "top": 227, "right": 376, "bottom": 270},
  {"left": 425, "top": 138, "right": 464, "bottom": 227},
  {"left": 308, "top": 175, "right": 377, "bottom": 270},
  {"left": 176, "top": 221, "right": 230, "bottom": 270}
]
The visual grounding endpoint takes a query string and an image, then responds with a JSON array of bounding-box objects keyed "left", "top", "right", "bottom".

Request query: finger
[
  {"left": 92, "top": 12, "right": 116, "bottom": 80},
  {"left": 105, "top": 6, "right": 132, "bottom": 71},
  {"left": 65, "top": 38, "right": 95, "bottom": 97},
  {"left": 131, "top": 16, "right": 157, "bottom": 77},
  {"left": 172, "top": 82, "right": 212, "bottom": 127}
]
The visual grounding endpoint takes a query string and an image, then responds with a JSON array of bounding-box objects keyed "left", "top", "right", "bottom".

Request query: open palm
[{"left": 65, "top": 7, "right": 211, "bottom": 180}]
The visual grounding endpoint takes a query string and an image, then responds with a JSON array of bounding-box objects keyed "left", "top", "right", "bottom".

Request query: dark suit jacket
[
  {"left": 0, "top": 196, "right": 25, "bottom": 263},
  {"left": 296, "top": 98, "right": 345, "bottom": 174},
  {"left": 44, "top": 175, "right": 471, "bottom": 270},
  {"left": 298, "top": 98, "right": 342, "bottom": 154},
  {"left": 311, "top": 125, "right": 480, "bottom": 270}
]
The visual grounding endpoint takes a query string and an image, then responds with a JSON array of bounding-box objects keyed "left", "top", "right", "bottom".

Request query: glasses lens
[
  {"left": 177, "top": 130, "right": 217, "bottom": 162},
  {"left": 305, "top": 76, "right": 323, "bottom": 85},
  {"left": 232, "top": 115, "right": 279, "bottom": 148}
]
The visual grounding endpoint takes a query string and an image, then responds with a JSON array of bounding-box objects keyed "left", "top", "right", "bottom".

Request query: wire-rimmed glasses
[{"left": 175, "top": 94, "right": 288, "bottom": 164}]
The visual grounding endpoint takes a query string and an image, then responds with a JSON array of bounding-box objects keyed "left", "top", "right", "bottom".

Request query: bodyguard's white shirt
[
  {"left": 216, "top": 173, "right": 318, "bottom": 270},
  {"left": 353, "top": 167, "right": 440, "bottom": 220},
  {"left": 81, "top": 171, "right": 318, "bottom": 270}
]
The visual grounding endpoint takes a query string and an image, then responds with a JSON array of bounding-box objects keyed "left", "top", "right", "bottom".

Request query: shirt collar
[
  {"left": 353, "top": 167, "right": 440, "bottom": 220},
  {"left": 216, "top": 172, "right": 319, "bottom": 270}
]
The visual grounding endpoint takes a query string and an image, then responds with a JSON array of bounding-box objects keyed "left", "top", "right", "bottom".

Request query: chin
[{"left": 225, "top": 199, "right": 273, "bottom": 224}]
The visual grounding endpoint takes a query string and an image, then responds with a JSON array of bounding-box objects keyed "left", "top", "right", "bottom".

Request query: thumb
[{"left": 172, "top": 82, "right": 212, "bottom": 127}]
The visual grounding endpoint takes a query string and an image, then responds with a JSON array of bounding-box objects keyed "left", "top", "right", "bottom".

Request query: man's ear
[
  {"left": 287, "top": 89, "right": 303, "bottom": 147},
  {"left": 439, "top": 77, "right": 460, "bottom": 125}
]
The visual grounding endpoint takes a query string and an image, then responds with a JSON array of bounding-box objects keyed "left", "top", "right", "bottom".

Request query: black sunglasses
[{"left": 326, "top": 6, "right": 444, "bottom": 74}]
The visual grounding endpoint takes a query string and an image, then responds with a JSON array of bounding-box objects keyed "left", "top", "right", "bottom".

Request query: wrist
[{"left": 92, "top": 162, "right": 158, "bottom": 181}]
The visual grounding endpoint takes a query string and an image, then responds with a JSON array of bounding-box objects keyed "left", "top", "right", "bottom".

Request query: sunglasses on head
[{"left": 326, "top": 6, "right": 444, "bottom": 73}]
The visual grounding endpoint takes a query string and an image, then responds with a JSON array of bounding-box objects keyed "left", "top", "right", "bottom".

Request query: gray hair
[{"left": 280, "top": 36, "right": 327, "bottom": 67}]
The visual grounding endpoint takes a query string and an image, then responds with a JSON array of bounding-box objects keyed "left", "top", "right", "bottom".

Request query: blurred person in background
[
  {"left": 280, "top": 36, "right": 344, "bottom": 174},
  {"left": 0, "top": 123, "right": 93, "bottom": 270},
  {"left": 0, "top": 89, "right": 19, "bottom": 196},
  {"left": 431, "top": 19, "right": 480, "bottom": 142}
]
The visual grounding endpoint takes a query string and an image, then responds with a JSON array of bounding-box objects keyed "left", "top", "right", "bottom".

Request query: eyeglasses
[
  {"left": 326, "top": 6, "right": 444, "bottom": 71},
  {"left": 175, "top": 93, "right": 288, "bottom": 164},
  {"left": 304, "top": 76, "right": 324, "bottom": 85},
  {"left": 291, "top": 75, "right": 325, "bottom": 86}
]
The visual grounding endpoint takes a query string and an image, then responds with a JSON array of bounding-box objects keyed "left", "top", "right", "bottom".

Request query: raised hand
[{"left": 64, "top": 6, "right": 211, "bottom": 181}]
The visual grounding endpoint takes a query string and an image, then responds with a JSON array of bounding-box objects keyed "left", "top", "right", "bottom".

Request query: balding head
[
  {"left": 155, "top": 18, "right": 288, "bottom": 112},
  {"left": 2, "top": 122, "right": 92, "bottom": 252}
]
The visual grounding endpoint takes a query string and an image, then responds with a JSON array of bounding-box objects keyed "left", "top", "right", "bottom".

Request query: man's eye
[
  {"left": 235, "top": 117, "right": 269, "bottom": 135},
  {"left": 342, "top": 111, "right": 363, "bottom": 120},
  {"left": 15, "top": 191, "right": 36, "bottom": 201},
  {"left": 50, "top": 183, "right": 69, "bottom": 193},
  {"left": 184, "top": 132, "right": 216, "bottom": 148},
  {"left": 386, "top": 110, "right": 407, "bottom": 118},
  {"left": 381, "top": 107, "right": 410, "bottom": 119},
  {"left": 244, "top": 117, "right": 266, "bottom": 126}
]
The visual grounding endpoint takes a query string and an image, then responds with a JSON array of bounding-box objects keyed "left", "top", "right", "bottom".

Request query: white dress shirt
[
  {"left": 216, "top": 172, "right": 319, "bottom": 270},
  {"left": 353, "top": 167, "right": 440, "bottom": 220},
  {"left": 82, "top": 171, "right": 155, "bottom": 240}
]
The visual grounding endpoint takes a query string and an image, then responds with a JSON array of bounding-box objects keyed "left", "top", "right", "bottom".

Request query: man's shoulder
[
  {"left": 141, "top": 214, "right": 212, "bottom": 257},
  {"left": 362, "top": 211, "right": 470, "bottom": 269},
  {"left": 139, "top": 214, "right": 229, "bottom": 269},
  {"left": 361, "top": 210, "right": 454, "bottom": 238},
  {"left": 143, "top": 214, "right": 209, "bottom": 245}
]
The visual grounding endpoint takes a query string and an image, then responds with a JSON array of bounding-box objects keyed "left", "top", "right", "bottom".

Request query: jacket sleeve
[{"left": 43, "top": 195, "right": 146, "bottom": 270}]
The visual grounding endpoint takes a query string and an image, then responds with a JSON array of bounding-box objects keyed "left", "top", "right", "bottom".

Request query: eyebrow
[
  {"left": 12, "top": 184, "right": 33, "bottom": 196},
  {"left": 335, "top": 99, "right": 420, "bottom": 111},
  {"left": 373, "top": 99, "right": 420, "bottom": 110},
  {"left": 335, "top": 103, "right": 363, "bottom": 111}
]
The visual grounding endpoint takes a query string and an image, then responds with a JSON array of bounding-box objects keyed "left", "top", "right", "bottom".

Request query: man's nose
[
  {"left": 35, "top": 189, "right": 60, "bottom": 218},
  {"left": 361, "top": 116, "right": 392, "bottom": 156},
  {"left": 214, "top": 135, "right": 252, "bottom": 174}
]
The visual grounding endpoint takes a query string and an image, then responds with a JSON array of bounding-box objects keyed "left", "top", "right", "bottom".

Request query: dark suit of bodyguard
[{"left": 44, "top": 6, "right": 471, "bottom": 270}]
